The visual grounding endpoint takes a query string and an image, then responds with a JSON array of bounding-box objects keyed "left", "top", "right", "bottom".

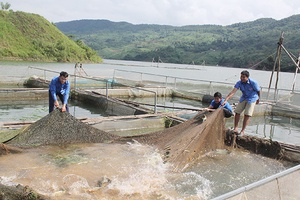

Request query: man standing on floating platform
[
  {"left": 206, "top": 92, "right": 233, "bottom": 118},
  {"left": 222, "top": 70, "right": 260, "bottom": 135},
  {"left": 49, "top": 71, "right": 70, "bottom": 113}
]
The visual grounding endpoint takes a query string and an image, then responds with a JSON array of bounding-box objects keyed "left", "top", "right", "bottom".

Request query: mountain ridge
[
  {"left": 0, "top": 10, "right": 102, "bottom": 63},
  {"left": 55, "top": 14, "right": 300, "bottom": 71}
]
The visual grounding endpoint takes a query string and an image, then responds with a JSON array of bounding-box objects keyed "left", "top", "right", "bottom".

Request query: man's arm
[
  {"left": 49, "top": 78, "right": 60, "bottom": 108},
  {"left": 222, "top": 88, "right": 238, "bottom": 106},
  {"left": 256, "top": 90, "right": 261, "bottom": 104},
  {"left": 205, "top": 105, "right": 215, "bottom": 112},
  {"left": 49, "top": 79, "right": 57, "bottom": 101},
  {"left": 63, "top": 81, "right": 70, "bottom": 105},
  {"left": 61, "top": 81, "right": 70, "bottom": 112}
]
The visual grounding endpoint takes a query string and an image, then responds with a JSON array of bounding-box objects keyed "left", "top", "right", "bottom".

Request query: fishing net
[
  {"left": 0, "top": 143, "right": 23, "bottom": 155},
  {"left": 7, "top": 109, "right": 120, "bottom": 147},
  {"left": 7, "top": 108, "right": 226, "bottom": 172},
  {"left": 0, "top": 183, "right": 49, "bottom": 200},
  {"left": 120, "top": 108, "right": 226, "bottom": 172}
]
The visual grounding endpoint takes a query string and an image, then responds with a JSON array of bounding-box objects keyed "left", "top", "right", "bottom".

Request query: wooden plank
[
  {"left": 0, "top": 111, "right": 191, "bottom": 128},
  {"left": 80, "top": 112, "right": 188, "bottom": 124},
  {"left": 117, "top": 99, "right": 204, "bottom": 111}
]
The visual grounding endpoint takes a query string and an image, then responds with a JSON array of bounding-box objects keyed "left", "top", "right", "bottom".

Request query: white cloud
[{"left": 6, "top": 0, "right": 300, "bottom": 26}]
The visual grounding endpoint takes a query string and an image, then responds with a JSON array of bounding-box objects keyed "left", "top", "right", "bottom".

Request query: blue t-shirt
[
  {"left": 210, "top": 98, "right": 233, "bottom": 112},
  {"left": 234, "top": 78, "right": 260, "bottom": 103},
  {"left": 49, "top": 76, "right": 70, "bottom": 105}
]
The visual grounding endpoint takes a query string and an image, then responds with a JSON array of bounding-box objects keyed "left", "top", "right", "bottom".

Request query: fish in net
[
  {"left": 118, "top": 108, "right": 226, "bottom": 171},
  {"left": 7, "top": 108, "right": 226, "bottom": 172},
  {"left": 7, "top": 109, "right": 120, "bottom": 147}
]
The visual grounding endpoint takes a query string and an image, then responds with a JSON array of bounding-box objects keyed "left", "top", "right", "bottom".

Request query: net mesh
[
  {"left": 7, "top": 108, "right": 226, "bottom": 172},
  {"left": 7, "top": 109, "right": 120, "bottom": 147},
  {"left": 120, "top": 108, "right": 226, "bottom": 171}
]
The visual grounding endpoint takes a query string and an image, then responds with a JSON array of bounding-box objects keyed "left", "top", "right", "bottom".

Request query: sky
[{"left": 5, "top": 0, "right": 300, "bottom": 26}]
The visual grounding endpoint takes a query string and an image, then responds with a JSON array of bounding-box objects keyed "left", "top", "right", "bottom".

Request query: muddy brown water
[
  {"left": 0, "top": 143, "right": 292, "bottom": 200},
  {"left": 0, "top": 98, "right": 299, "bottom": 199},
  {"left": 1, "top": 60, "right": 300, "bottom": 199},
  {"left": 1, "top": 109, "right": 296, "bottom": 199}
]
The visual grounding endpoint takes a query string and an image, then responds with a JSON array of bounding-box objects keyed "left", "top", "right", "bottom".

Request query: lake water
[
  {"left": 2, "top": 59, "right": 300, "bottom": 90},
  {"left": 0, "top": 60, "right": 300, "bottom": 199},
  {"left": 1, "top": 59, "right": 300, "bottom": 144}
]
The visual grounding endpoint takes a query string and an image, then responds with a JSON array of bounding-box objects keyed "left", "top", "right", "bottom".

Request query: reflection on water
[
  {"left": 4, "top": 98, "right": 300, "bottom": 145},
  {"left": 226, "top": 115, "right": 300, "bottom": 146},
  {"left": 0, "top": 99, "right": 108, "bottom": 122},
  {"left": 0, "top": 96, "right": 203, "bottom": 122},
  {"left": 0, "top": 100, "right": 48, "bottom": 122},
  {"left": 2, "top": 59, "right": 300, "bottom": 90},
  {"left": 0, "top": 143, "right": 292, "bottom": 199},
  {"left": 189, "top": 149, "right": 291, "bottom": 198}
]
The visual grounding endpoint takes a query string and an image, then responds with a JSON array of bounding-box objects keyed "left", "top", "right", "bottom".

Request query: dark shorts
[
  {"left": 49, "top": 90, "right": 69, "bottom": 113},
  {"left": 223, "top": 108, "right": 233, "bottom": 118}
]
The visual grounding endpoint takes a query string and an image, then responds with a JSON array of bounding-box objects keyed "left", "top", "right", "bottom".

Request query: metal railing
[
  {"left": 113, "top": 69, "right": 300, "bottom": 103},
  {"left": 211, "top": 164, "right": 300, "bottom": 200},
  {"left": 27, "top": 66, "right": 158, "bottom": 113},
  {"left": 113, "top": 69, "right": 234, "bottom": 95},
  {"left": 27, "top": 66, "right": 300, "bottom": 113}
]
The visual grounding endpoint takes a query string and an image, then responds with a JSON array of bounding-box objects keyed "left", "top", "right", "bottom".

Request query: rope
[
  {"left": 224, "top": 51, "right": 276, "bottom": 81},
  {"left": 15, "top": 66, "right": 31, "bottom": 86},
  {"left": 248, "top": 51, "right": 277, "bottom": 69}
]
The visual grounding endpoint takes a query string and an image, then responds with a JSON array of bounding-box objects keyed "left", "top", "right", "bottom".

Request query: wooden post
[
  {"left": 275, "top": 38, "right": 282, "bottom": 99},
  {"left": 267, "top": 32, "right": 283, "bottom": 100},
  {"left": 268, "top": 33, "right": 300, "bottom": 93},
  {"left": 292, "top": 53, "right": 300, "bottom": 92}
]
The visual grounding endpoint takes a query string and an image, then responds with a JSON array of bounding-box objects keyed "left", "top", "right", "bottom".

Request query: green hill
[
  {"left": 56, "top": 15, "right": 300, "bottom": 72},
  {"left": 0, "top": 10, "right": 102, "bottom": 63}
]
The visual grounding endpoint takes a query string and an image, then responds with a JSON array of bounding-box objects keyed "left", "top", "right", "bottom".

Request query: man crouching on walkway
[
  {"left": 206, "top": 92, "right": 233, "bottom": 118},
  {"left": 222, "top": 70, "right": 260, "bottom": 135},
  {"left": 49, "top": 71, "right": 70, "bottom": 113}
]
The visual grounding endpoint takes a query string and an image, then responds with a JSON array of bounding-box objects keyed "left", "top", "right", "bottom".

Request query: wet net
[
  {"left": 7, "top": 109, "right": 120, "bottom": 147},
  {"left": 7, "top": 108, "right": 226, "bottom": 172},
  {"left": 120, "top": 108, "right": 226, "bottom": 171},
  {"left": 0, "top": 143, "right": 23, "bottom": 155}
]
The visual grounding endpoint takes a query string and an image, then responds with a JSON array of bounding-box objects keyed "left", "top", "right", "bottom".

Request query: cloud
[{"left": 6, "top": 0, "right": 300, "bottom": 26}]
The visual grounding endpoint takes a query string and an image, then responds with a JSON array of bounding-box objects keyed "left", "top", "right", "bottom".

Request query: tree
[{"left": 1, "top": 2, "right": 11, "bottom": 10}]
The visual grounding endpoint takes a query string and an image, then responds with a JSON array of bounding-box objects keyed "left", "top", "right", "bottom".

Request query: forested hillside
[
  {"left": 56, "top": 15, "right": 300, "bottom": 71},
  {"left": 0, "top": 10, "right": 102, "bottom": 63}
]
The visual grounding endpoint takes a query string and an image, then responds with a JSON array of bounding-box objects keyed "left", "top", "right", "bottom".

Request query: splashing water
[
  {"left": 0, "top": 142, "right": 214, "bottom": 199},
  {"left": 0, "top": 138, "right": 292, "bottom": 200},
  {"left": 106, "top": 142, "right": 171, "bottom": 198}
]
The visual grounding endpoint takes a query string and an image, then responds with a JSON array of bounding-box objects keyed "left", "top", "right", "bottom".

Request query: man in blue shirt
[
  {"left": 49, "top": 71, "right": 70, "bottom": 113},
  {"left": 206, "top": 92, "right": 233, "bottom": 118},
  {"left": 223, "top": 70, "right": 260, "bottom": 135}
]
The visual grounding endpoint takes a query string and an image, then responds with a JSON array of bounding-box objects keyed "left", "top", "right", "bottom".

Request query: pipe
[{"left": 211, "top": 164, "right": 300, "bottom": 200}]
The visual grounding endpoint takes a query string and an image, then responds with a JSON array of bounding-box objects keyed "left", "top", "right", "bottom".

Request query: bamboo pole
[
  {"left": 267, "top": 53, "right": 279, "bottom": 100},
  {"left": 275, "top": 41, "right": 282, "bottom": 99},
  {"left": 292, "top": 53, "right": 300, "bottom": 92},
  {"left": 267, "top": 32, "right": 283, "bottom": 100},
  {"left": 281, "top": 45, "right": 299, "bottom": 67},
  {"left": 274, "top": 40, "right": 300, "bottom": 92}
]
